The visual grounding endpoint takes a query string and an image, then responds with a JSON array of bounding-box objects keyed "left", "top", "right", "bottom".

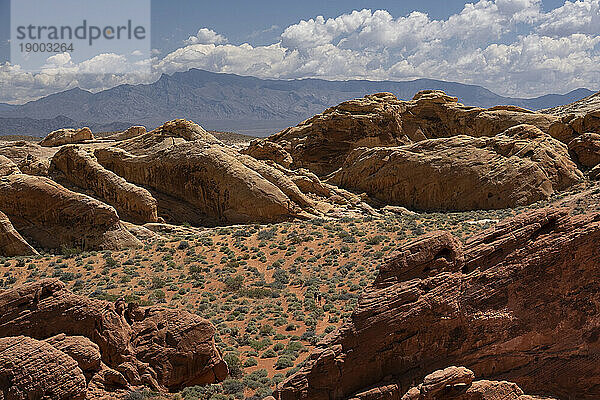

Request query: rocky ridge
[{"left": 262, "top": 91, "right": 572, "bottom": 175}]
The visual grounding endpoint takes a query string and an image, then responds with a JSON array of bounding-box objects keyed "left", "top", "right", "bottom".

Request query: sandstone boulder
[
  {"left": 328, "top": 125, "right": 581, "bottom": 211},
  {"left": 0, "top": 335, "right": 87, "bottom": 400},
  {"left": 50, "top": 145, "right": 159, "bottom": 224},
  {"left": 266, "top": 91, "right": 561, "bottom": 175},
  {"left": 0, "top": 279, "right": 228, "bottom": 394},
  {"left": 569, "top": 132, "right": 600, "bottom": 168},
  {"left": 591, "top": 164, "right": 600, "bottom": 180},
  {"left": 129, "top": 307, "right": 229, "bottom": 388},
  {"left": 0, "top": 174, "right": 140, "bottom": 251},
  {"left": 278, "top": 207, "right": 600, "bottom": 399},
  {"left": 16, "top": 154, "right": 50, "bottom": 176},
  {"left": 40, "top": 127, "right": 93, "bottom": 147},
  {"left": 0, "top": 211, "right": 38, "bottom": 257},
  {"left": 266, "top": 92, "right": 408, "bottom": 175}
]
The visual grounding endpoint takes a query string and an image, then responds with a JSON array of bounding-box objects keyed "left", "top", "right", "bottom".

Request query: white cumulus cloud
[{"left": 184, "top": 28, "right": 228, "bottom": 45}]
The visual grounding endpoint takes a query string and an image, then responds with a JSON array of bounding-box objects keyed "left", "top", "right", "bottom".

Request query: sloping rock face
[
  {"left": 0, "top": 279, "right": 228, "bottom": 395},
  {"left": 569, "top": 133, "right": 600, "bottom": 168},
  {"left": 95, "top": 142, "right": 305, "bottom": 225},
  {"left": 40, "top": 127, "right": 94, "bottom": 147},
  {"left": 0, "top": 335, "right": 87, "bottom": 400},
  {"left": 0, "top": 211, "right": 37, "bottom": 257},
  {"left": 278, "top": 207, "right": 600, "bottom": 400},
  {"left": 0, "top": 174, "right": 140, "bottom": 251},
  {"left": 44, "top": 334, "right": 102, "bottom": 373},
  {"left": 50, "top": 145, "right": 159, "bottom": 224},
  {"left": 265, "top": 91, "right": 561, "bottom": 175},
  {"left": 328, "top": 125, "right": 581, "bottom": 211}
]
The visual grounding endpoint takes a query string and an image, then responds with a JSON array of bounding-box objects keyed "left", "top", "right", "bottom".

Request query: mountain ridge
[{"left": 0, "top": 69, "right": 595, "bottom": 136}]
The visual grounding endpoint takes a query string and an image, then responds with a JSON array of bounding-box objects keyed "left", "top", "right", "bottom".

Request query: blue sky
[
  {"left": 0, "top": 0, "right": 569, "bottom": 61},
  {"left": 150, "top": 0, "right": 566, "bottom": 49},
  {"left": 0, "top": 0, "right": 598, "bottom": 103}
]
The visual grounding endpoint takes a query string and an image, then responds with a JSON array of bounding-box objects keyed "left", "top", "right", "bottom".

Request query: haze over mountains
[{"left": 0, "top": 69, "right": 595, "bottom": 136}]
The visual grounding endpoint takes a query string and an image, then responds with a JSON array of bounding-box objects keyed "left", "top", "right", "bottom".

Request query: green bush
[
  {"left": 243, "top": 357, "right": 257, "bottom": 367},
  {"left": 221, "top": 378, "right": 244, "bottom": 395},
  {"left": 275, "top": 355, "right": 294, "bottom": 369},
  {"left": 223, "top": 353, "right": 242, "bottom": 378}
]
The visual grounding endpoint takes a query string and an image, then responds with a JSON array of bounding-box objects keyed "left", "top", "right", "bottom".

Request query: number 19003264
[{"left": 19, "top": 42, "right": 74, "bottom": 52}]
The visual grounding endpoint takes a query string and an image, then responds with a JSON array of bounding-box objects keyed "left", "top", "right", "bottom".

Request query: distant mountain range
[{"left": 0, "top": 69, "right": 595, "bottom": 137}]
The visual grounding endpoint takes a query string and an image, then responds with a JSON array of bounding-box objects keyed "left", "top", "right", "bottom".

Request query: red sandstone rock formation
[
  {"left": 278, "top": 207, "right": 600, "bottom": 399},
  {"left": 0, "top": 279, "right": 228, "bottom": 397}
]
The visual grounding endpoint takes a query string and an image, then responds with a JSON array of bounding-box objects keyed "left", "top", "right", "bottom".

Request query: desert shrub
[
  {"left": 180, "top": 383, "right": 224, "bottom": 400},
  {"left": 259, "top": 324, "right": 275, "bottom": 336},
  {"left": 275, "top": 355, "right": 294, "bottom": 369},
  {"left": 257, "top": 228, "right": 276, "bottom": 241},
  {"left": 261, "top": 348, "right": 277, "bottom": 358},
  {"left": 272, "top": 268, "right": 289, "bottom": 285},
  {"left": 223, "top": 353, "right": 243, "bottom": 378},
  {"left": 224, "top": 275, "right": 244, "bottom": 291},
  {"left": 221, "top": 378, "right": 244, "bottom": 395},
  {"left": 243, "top": 357, "right": 257, "bottom": 367}
]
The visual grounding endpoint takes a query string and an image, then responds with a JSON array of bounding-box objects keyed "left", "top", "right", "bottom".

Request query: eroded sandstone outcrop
[
  {"left": 50, "top": 145, "right": 159, "bottom": 224},
  {"left": 0, "top": 174, "right": 140, "bottom": 251},
  {"left": 40, "top": 127, "right": 94, "bottom": 147},
  {"left": 95, "top": 142, "right": 306, "bottom": 225},
  {"left": 542, "top": 92, "right": 600, "bottom": 143},
  {"left": 241, "top": 138, "right": 294, "bottom": 168},
  {"left": 44, "top": 334, "right": 102, "bottom": 373},
  {"left": 328, "top": 124, "right": 582, "bottom": 211},
  {"left": 278, "top": 207, "right": 600, "bottom": 399},
  {"left": 263, "top": 91, "right": 563, "bottom": 175},
  {"left": 0, "top": 279, "right": 228, "bottom": 396},
  {"left": 543, "top": 91, "right": 600, "bottom": 117}
]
